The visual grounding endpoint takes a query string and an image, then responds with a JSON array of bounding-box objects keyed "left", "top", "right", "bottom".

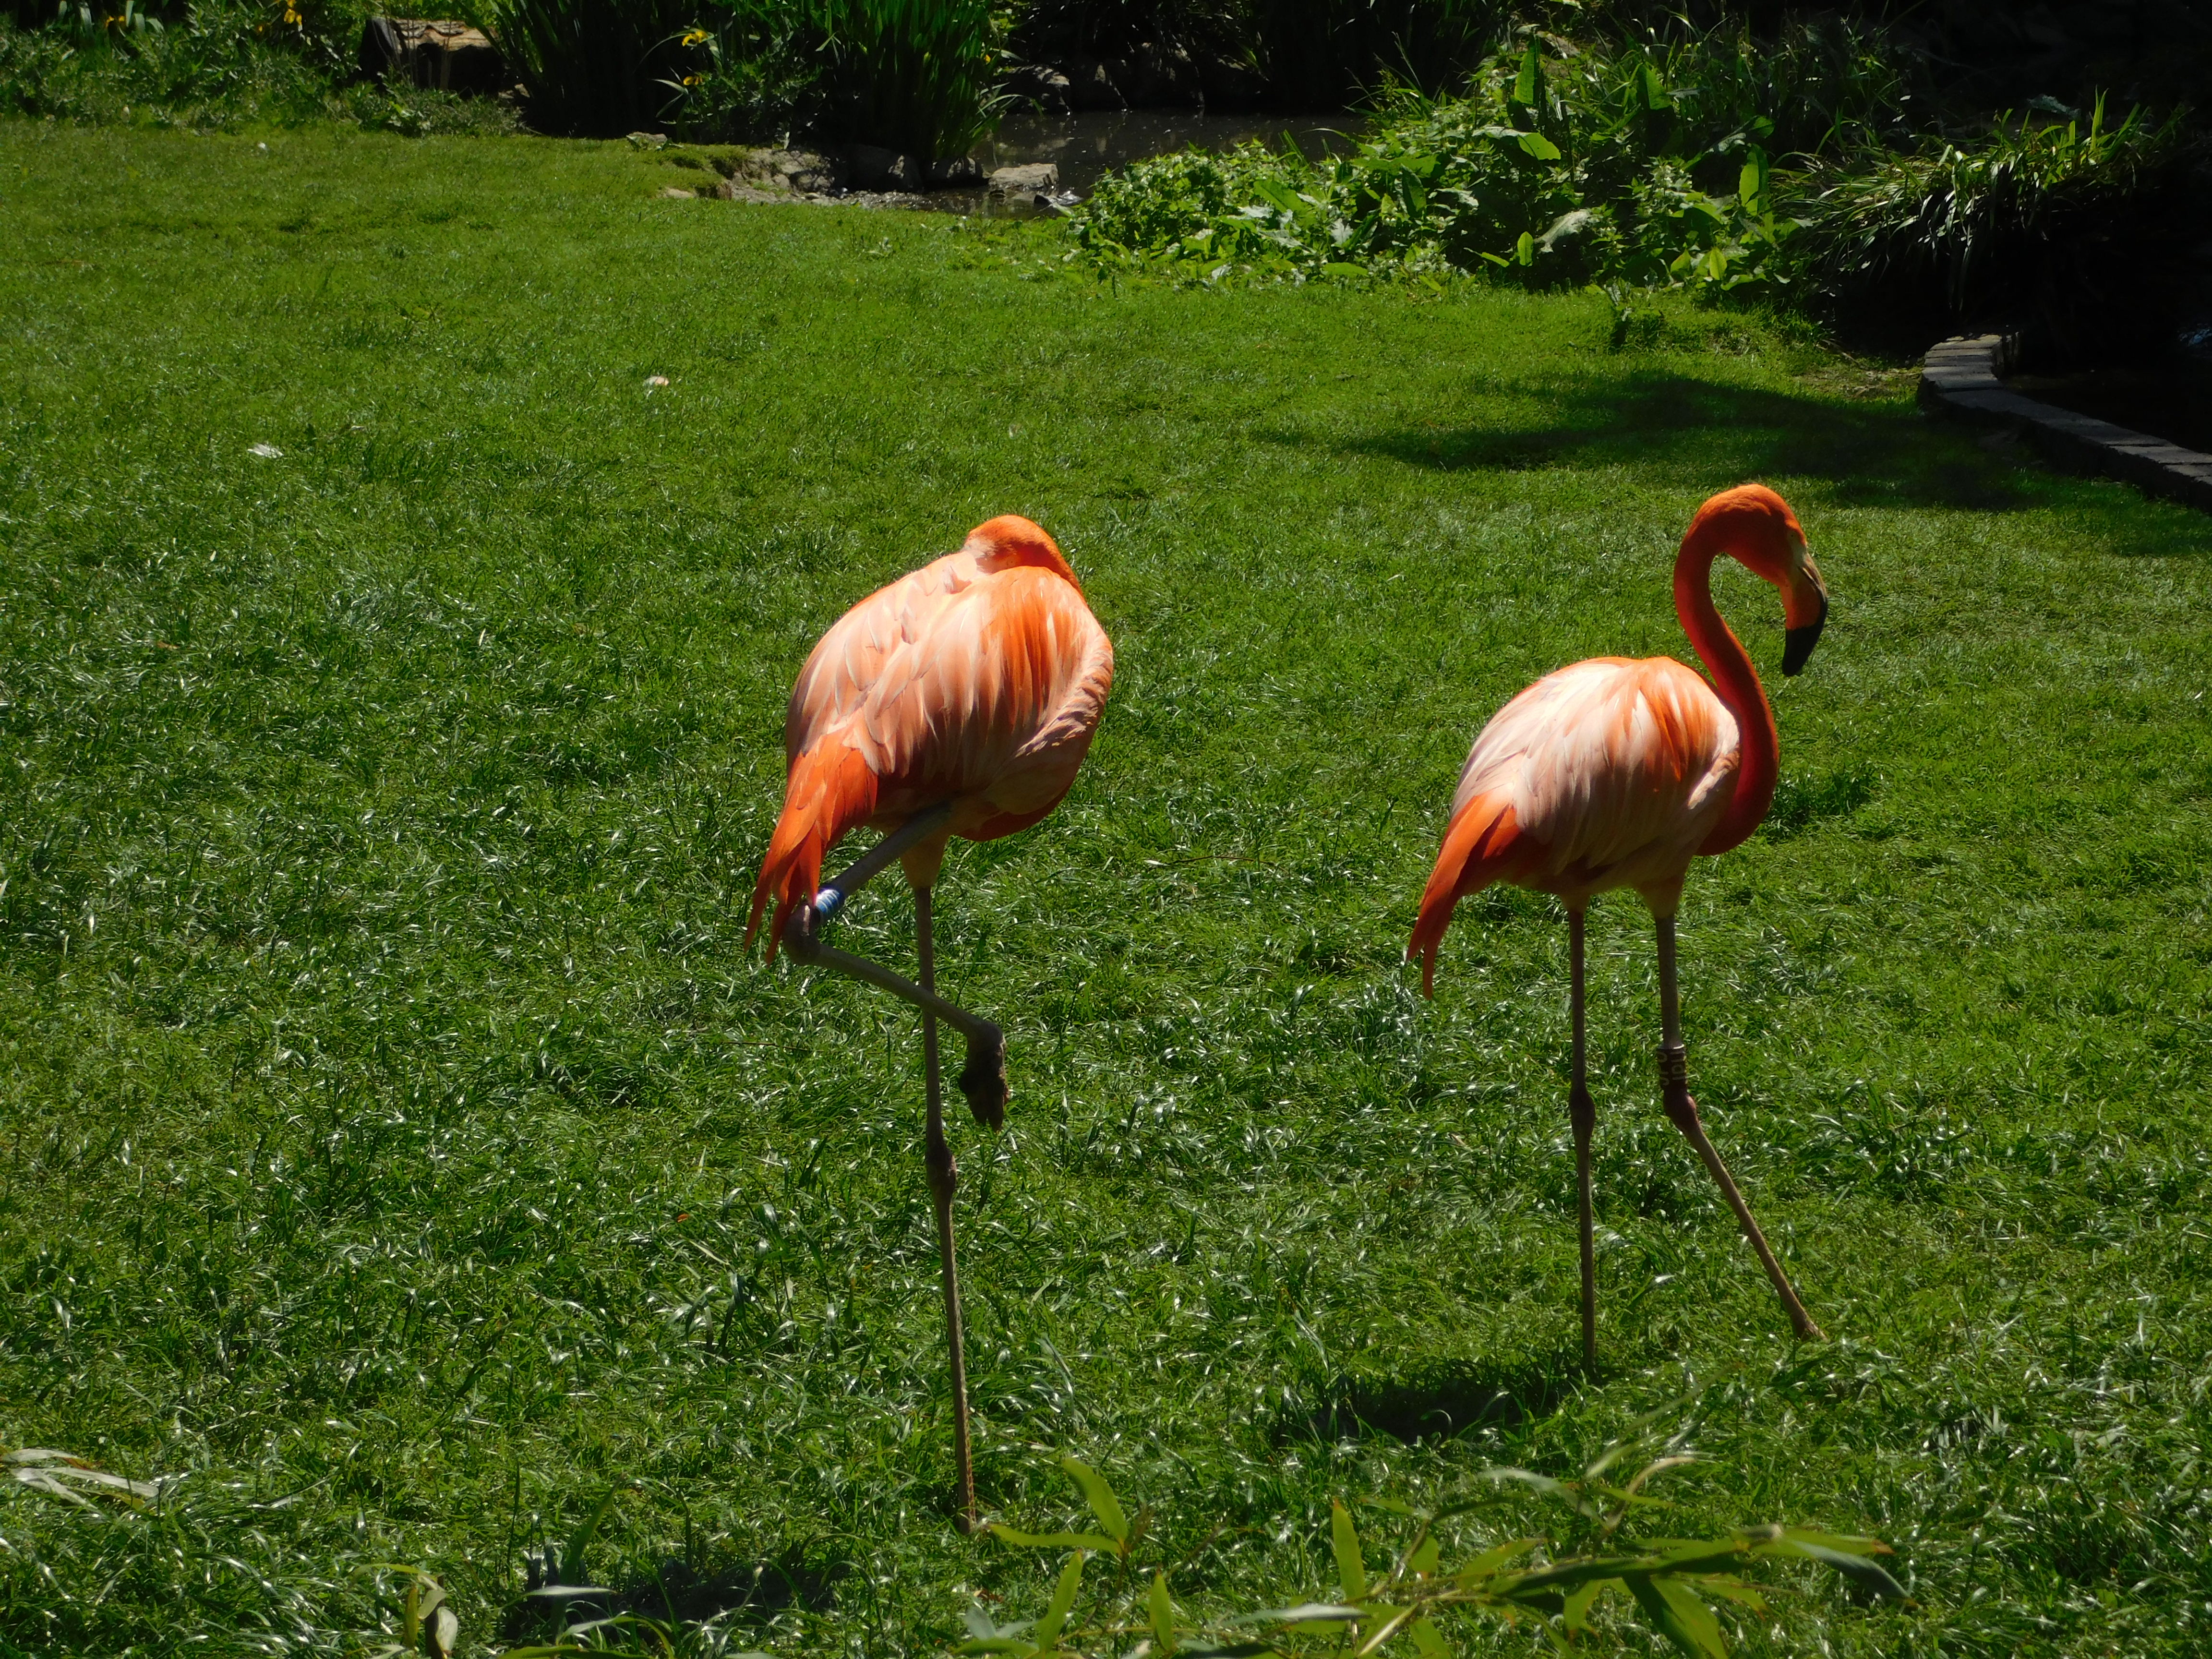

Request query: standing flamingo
[
  {"left": 746, "top": 514, "right": 1113, "bottom": 1531},
  {"left": 1409, "top": 484, "right": 1829, "bottom": 1367}
]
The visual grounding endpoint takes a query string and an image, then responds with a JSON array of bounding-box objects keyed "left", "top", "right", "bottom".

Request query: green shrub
[
  {"left": 488, "top": 0, "right": 703, "bottom": 136},
  {"left": 1793, "top": 96, "right": 2203, "bottom": 359},
  {"left": 0, "top": 0, "right": 350, "bottom": 127},
  {"left": 1067, "top": 26, "right": 1843, "bottom": 294},
  {"left": 970, "top": 1440, "right": 1903, "bottom": 1659},
  {"left": 799, "top": 0, "right": 1007, "bottom": 160}
]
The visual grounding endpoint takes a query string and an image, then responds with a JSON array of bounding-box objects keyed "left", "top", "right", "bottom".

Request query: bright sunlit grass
[{"left": 2, "top": 119, "right": 2210, "bottom": 1658}]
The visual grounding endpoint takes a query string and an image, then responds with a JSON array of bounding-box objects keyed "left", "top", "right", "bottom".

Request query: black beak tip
[{"left": 1782, "top": 600, "right": 1827, "bottom": 677}]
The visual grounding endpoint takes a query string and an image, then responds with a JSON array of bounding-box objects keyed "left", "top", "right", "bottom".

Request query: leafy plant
[
  {"left": 978, "top": 1431, "right": 1905, "bottom": 1658},
  {"left": 795, "top": 0, "right": 1007, "bottom": 160},
  {"left": 1065, "top": 20, "right": 1901, "bottom": 297},
  {"left": 1793, "top": 94, "right": 2202, "bottom": 357},
  {"left": 490, "top": 0, "right": 706, "bottom": 136}
]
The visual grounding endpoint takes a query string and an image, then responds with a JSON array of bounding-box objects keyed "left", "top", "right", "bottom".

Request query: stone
[
  {"left": 989, "top": 163, "right": 1058, "bottom": 194},
  {"left": 626, "top": 131, "right": 668, "bottom": 150},
  {"left": 1059, "top": 56, "right": 1126, "bottom": 111},
  {"left": 845, "top": 144, "right": 922, "bottom": 191},
  {"left": 657, "top": 186, "right": 697, "bottom": 199},
  {"left": 1004, "top": 64, "right": 1072, "bottom": 116},
  {"left": 713, "top": 148, "right": 845, "bottom": 198},
  {"left": 359, "top": 17, "right": 505, "bottom": 96},
  {"left": 1920, "top": 331, "right": 2212, "bottom": 515},
  {"left": 926, "top": 156, "right": 984, "bottom": 188}
]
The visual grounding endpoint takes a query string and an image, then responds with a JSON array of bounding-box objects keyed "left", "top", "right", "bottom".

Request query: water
[{"left": 943, "top": 108, "right": 1360, "bottom": 213}]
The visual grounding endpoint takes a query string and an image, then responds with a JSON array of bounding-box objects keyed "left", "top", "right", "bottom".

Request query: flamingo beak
[{"left": 1781, "top": 548, "right": 1827, "bottom": 677}]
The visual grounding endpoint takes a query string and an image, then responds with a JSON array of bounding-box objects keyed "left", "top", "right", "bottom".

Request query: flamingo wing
[
  {"left": 1410, "top": 657, "right": 1737, "bottom": 993},
  {"left": 748, "top": 549, "right": 1112, "bottom": 955}
]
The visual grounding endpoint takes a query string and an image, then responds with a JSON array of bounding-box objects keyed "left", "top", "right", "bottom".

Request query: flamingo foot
[{"left": 957, "top": 1023, "right": 1008, "bottom": 1129}]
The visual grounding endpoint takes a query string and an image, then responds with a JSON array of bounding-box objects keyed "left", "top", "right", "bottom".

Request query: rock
[
  {"left": 657, "top": 185, "right": 697, "bottom": 198},
  {"left": 1003, "top": 63, "right": 1072, "bottom": 115},
  {"left": 1058, "top": 56, "right": 1126, "bottom": 111},
  {"left": 712, "top": 148, "right": 846, "bottom": 197},
  {"left": 626, "top": 131, "right": 668, "bottom": 150},
  {"left": 846, "top": 144, "right": 923, "bottom": 191},
  {"left": 360, "top": 17, "right": 505, "bottom": 96},
  {"left": 926, "top": 156, "right": 984, "bottom": 188},
  {"left": 989, "top": 163, "right": 1058, "bottom": 194}
]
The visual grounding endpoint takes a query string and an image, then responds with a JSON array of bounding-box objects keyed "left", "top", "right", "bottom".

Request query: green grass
[{"left": 2, "top": 119, "right": 2211, "bottom": 1659}]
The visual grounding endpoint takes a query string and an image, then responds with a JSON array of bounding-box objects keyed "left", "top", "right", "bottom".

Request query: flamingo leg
[
  {"left": 916, "top": 886, "right": 981, "bottom": 1533},
  {"left": 1654, "top": 916, "right": 1824, "bottom": 1342},
  {"left": 1568, "top": 907, "right": 1597, "bottom": 1372},
  {"left": 780, "top": 810, "right": 1008, "bottom": 1126}
]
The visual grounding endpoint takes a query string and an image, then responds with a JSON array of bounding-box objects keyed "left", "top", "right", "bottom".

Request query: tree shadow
[
  {"left": 1286, "top": 1352, "right": 1578, "bottom": 1445},
  {"left": 1281, "top": 370, "right": 2047, "bottom": 515},
  {"left": 501, "top": 1544, "right": 847, "bottom": 1647}
]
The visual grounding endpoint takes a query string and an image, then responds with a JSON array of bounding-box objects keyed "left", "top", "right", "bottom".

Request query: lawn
[{"left": 2, "top": 119, "right": 2211, "bottom": 1659}]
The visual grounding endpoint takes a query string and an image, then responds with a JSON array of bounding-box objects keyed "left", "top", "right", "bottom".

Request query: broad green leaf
[
  {"left": 1233, "top": 1603, "right": 1366, "bottom": 1625},
  {"left": 1638, "top": 60, "right": 1673, "bottom": 113},
  {"left": 1408, "top": 1533, "right": 1441, "bottom": 1577},
  {"left": 1737, "top": 145, "right": 1769, "bottom": 214},
  {"left": 1456, "top": 1538, "right": 1542, "bottom": 1583},
  {"left": 1150, "top": 1572, "right": 1177, "bottom": 1655},
  {"left": 1622, "top": 1574, "right": 1727, "bottom": 1659},
  {"left": 1698, "top": 1577, "right": 1768, "bottom": 1611},
  {"left": 1515, "top": 231, "right": 1536, "bottom": 266},
  {"left": 1562, "top": 1581, "right": 1604, "bottom": 1634},
  {"left": 1409, "top": 1616, "right": 1452, "bottom": 1659},
  {"left": 1322, "top": 262, "right": 1367, "bottom": 279},
  {"left": 988, "top": 1525, "right": 1118, "bottom": 1552},
  {"left": 1780, "top": 1539, "right": 1907, "bottom": 1599},
  {"left": 1332, "top": 1500, "right": 1368, "bottom": 1601},
  {"left": 1031, "top": 1552, "right": 1086, "bottom": 1649},
  {"left": 1062, "top": 1458, "right": 1128, "bottom": 1545},
  {"left": 1513, "top": 39, "right": 1540, "bottom": 108},
  {"left": 1517, "top": 132, "right": 1562, "bottom": 161},
  {"left": 1350, "top": 1604, "right": 1414, "bottom": 1658}
]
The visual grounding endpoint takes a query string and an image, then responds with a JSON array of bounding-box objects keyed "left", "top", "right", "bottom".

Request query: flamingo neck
[{"left": 1674, "top": 528, "right": 1778, "bottom": 855}]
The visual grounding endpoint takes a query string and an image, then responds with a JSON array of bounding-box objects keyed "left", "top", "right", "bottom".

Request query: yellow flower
[{"left": 681, "top": 27, "right": 708, "bottom": 45}]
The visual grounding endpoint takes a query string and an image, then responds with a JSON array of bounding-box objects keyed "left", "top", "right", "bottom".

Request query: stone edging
[{"left": 1919, "top": 334, "right": 2212, "bottom": 512}]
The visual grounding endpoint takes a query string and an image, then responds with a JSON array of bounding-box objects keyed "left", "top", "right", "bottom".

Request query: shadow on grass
[
  {"left": 501, "top": 1545, "right": 846, "bottom": 1647},
  {"left": 1287, "top": 1352, "right": 1579, "bottom": 1444},
  {"left": 1282, "top": 370, "right": 2052, "bottom": 514}
]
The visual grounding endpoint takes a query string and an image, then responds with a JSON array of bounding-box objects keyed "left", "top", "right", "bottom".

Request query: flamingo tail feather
[
  {"left": 746, "top": 743, "right": 880, "bottom": 960},
  {"left": 1408, "top": 795, "right": 1532, "bottom": 997}
]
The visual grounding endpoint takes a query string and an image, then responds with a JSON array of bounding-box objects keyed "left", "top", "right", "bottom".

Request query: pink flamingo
[
  {"left": 1409, "top": 484, "right": 1829, "bottom": 1367},
  {"left": 747, "top": 514, "right": 1113, "bottom": 1529}
]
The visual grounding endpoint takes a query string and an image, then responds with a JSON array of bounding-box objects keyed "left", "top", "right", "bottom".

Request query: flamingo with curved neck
[{"left": 1409, "top": 483, "right": 1830, "bottom": 1367}]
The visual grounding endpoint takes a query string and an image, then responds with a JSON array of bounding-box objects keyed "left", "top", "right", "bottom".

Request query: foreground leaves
[{"left": 979, "top": 1419, "right": 1904, "bottom": 1658}]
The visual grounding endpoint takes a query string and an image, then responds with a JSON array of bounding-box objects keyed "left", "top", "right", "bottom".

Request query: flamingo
[
  {"left": 1408, "top": 483, "right": 1829, "bottom": 1368},
  {"left": 746, "top": 514, "right": 1113, "bottom": 1531}
]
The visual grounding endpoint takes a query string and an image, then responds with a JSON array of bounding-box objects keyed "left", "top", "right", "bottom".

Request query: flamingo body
[
  {"left": 1411, "top": 656, "right": 1741, "bottom": 991},
  {"left": 1406, "top": 484, "right": 1831, "bottom": 1357},
  {"left": 747, "top": 515, "right": 1114, "bottom": 956}
]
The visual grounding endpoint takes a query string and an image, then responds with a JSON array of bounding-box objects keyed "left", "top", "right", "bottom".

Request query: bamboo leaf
[
  {"left": 1409, "top": 1616, "right": 1452, "bottom": 1659},
  {"left": 989, "top": 1526, "right": 1118, "bottom": 1552},
  {"left": 1331, "top": 1499, "right": 1367, "bottom": 1602},
  {"left": 1779, "top": 1539, "right": 1907, "bottom": 1599},
  {"left": 1031, "top": 1552, "right": 1086, "bottom": 1649},
  {"left": 1150, "top": 1572, "right": 1177, "bottom": 1655}
]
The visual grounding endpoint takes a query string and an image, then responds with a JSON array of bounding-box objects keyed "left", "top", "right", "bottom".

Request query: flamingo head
[
  {"left": 962, "top": 515, "right": 1080, "bottom": 589},
  {"left": 1685, "top": 483, "right": 1828, "bottom": 675}
]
